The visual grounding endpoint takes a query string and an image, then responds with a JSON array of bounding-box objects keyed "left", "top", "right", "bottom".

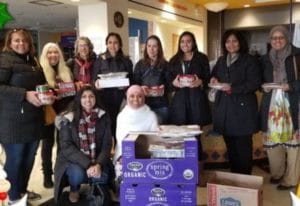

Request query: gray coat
[
  {"left": 211, "top": 53, "right": 261, "bottom": 136},
  {"left": 54, "top": 110, "right": 113, "bottom": 202}
]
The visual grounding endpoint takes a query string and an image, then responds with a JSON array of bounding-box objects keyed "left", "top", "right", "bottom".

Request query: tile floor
[{"left": 0, "top": 144, "right": 294, "bottom": 206}]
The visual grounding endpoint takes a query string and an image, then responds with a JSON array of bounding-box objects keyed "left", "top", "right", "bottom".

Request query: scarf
[
  {"left": 269, "top": 44, "right": 291, "bottom": 83},
  {"left": 226, "top": 53, "right": 239, "bottom": 67},
  {"left": 78, "top": 108, "right": 99, "bottom": 161},
  {"left": 75, "top": 58, "right": 92, "bottom": 84}
]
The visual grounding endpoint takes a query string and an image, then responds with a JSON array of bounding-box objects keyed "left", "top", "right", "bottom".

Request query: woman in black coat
[
  {"left": 210, "top": 29, "right": 261, "bottom": 174},
  {"left": 93, "top": 32, "right": 133, "bottom": 141},
  {"left": 133, "top": 35, "right": 169, "bottom": 124},
  {"left": 54, "top": 86, "right": 114, "bottom": 204},
  {"left": 168, "top": 31, "right": 211, "bottom": 184},
  {"left": 0, "top": 28, "right": 45, "bottom": 203}
]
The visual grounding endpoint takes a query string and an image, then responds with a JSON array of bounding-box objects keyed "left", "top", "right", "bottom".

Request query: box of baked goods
[{"left": 121, "top": 125, "right": 201, "bottom": 184}]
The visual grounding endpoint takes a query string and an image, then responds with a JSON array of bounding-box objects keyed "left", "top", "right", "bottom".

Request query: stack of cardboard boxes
[{"left": 120, "top": 132, "right": 199, "bottom": 206}]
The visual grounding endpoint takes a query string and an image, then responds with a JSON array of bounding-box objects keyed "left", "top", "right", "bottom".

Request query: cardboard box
[
  {"left": 120, "top": 182, "right": 196, "bottom": 206},
  {"left": 207, "top": 171, "right": 263, "bottom": 206},
  {"left": 95, "top": 78, "right": 129, "bottom": 88},
  {"left": 122, "top": 134, "right": 198, "bottom": 184}
]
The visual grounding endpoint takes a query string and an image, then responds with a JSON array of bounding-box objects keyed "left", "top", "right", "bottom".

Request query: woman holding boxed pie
[
  {"left": 210, "top": 29, "right": 261, "bottom": 175},
  {"left": 93, "top": 32, "right": 133, "bottom": 143},
  {"left": 260, "top": 25, "right": 300, "bottom": 190},
  {"left": 39, "top": 42, "right": 74, "bottom": 188},
  {"left": 168, "top": 31, "right": 211, "bottom": 184},
  {"left": 0, "top": 28, "right": 45, "bottom": 203},
  {"left": 133, "top": 35, "right": 169, "bottom": 124}
]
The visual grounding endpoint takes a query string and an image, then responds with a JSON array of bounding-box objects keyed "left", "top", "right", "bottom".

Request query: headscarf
[
  {"left": 269, "top": 25, "right": 291, "bottom": 83},
  {"left": 126, "top": 85, "right": 145, "bottom": 109}
]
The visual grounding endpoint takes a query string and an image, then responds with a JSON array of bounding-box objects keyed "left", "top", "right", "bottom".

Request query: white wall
[{"left": 152, "top": 22, "right": 204, "bottom": 60}]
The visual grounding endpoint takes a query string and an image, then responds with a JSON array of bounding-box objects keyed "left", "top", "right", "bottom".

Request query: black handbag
[{"left": 85, "top": 182, "right": 105, "bottom": 206}]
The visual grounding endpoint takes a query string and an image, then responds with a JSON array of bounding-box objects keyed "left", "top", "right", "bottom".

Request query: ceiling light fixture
[{"left": 204, "top": 1, "right": 228, "bottom": 13}]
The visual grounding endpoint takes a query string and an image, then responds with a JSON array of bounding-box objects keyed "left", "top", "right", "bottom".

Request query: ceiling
[{"left": 1, "top": 0, "right": 297, "bottom": 32}]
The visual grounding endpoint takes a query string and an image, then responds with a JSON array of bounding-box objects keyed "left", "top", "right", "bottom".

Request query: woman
[
  {"left": 54, "top": 86, "right": 114, "bottom": 203},
  {"left": 67, "top": 36, "right": 97, "bottom": 88},
  {"left": 0, "top": 28, "right": 45, "bottom": 203},
  {"left": 39, "top": 42, "right": 74, "bottom": 188},
  {"left": 133, "top": 35, "right": 169, "bottom": 124},
  {"left": 260, "top": 25, "right": 300, "bottom": 190},
  {"left": 168, "top": 31, "right": 211, "bottom": 180},
  {"left": 93, "top": 32, "right": 133, "bottom": 142},
  {"left": 210, "top": 29, "right": 261, "bottom": 174},
  {"left": 114, "top": 85, "right": 159, "bottom": 163}
]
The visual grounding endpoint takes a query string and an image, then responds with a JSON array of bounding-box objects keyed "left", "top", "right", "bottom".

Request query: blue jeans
[
  {"left": 152, "top": 106, "right": 169, "bottom": 124},
  {"left": 2, "top": 140, "right": 39, "bottom": 201},
  {"left": 66, "top": 164, "right": 109, "bottom": 192}
]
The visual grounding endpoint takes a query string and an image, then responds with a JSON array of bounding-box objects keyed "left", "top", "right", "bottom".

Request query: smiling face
[
  {"left": 225, "top": 34, "right": 240, "bottom": 54},
  {"left": 46, "top": 46, "right": 60, "bottom": 66},
  {"left": 127, "top": 85, "right": 145, "bottom": 109},
  {"left": 10, "top": 32, "right": 30, "bottom": 55},
  {"left": 180, "top": 34, "right": 193, "bottom": 54},
  {"left": 77, "top": 39, "right": 89, "bottom": 60},
  {"left": 80, "top": 90, "right": 96, "bottom": 113},
  {"left": 270, "top": 31, "right": 288, "bottom": 51},
  {"left": 106, "top": 35, "right": 120, "bottom": 57},
  {"left": 146, "top": 38, "right": 159, "bottom": 61}
]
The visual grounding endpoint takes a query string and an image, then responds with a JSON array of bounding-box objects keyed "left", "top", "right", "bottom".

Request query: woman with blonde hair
[{"left": 39, "top": 42, "right": 74, "bottom": 188}]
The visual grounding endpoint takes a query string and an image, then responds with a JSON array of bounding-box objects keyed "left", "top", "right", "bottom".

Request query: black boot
[{"left": 44, "top": 175, "right": 54, "bottom": 188}]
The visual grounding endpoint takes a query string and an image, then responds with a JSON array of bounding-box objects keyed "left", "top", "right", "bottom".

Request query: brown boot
[{"left": 69, "top": 191, "right": 80, "bottom": 203}]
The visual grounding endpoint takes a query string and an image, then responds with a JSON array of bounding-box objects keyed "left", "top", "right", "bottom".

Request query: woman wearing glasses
[
  {"left": 0, "top": 28, "right": 45, "bottom": 203},
  {"left": 260, "top": 25, "right": 300, "bottom": 190}
]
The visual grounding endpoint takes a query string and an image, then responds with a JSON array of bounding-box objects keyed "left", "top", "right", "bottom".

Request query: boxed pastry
[{"left": 122, "top": 133, "right": 198, "bottom": 184}]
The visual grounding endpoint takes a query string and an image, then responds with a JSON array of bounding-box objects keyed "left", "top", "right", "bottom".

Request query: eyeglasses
[{"left": 271, "top": 36, "right": 285, "bottom": 41}]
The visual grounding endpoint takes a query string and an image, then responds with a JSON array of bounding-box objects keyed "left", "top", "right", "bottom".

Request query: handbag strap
[{"left": 293, "top": 55, "right": 298, "bottom": 80}]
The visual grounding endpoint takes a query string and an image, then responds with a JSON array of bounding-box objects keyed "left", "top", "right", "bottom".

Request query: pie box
[
  {"left": 145, "top": 86, "right": 164, "bottom": 97},
  {"left": 120, "top": 182, "right": 196, "bottom": 206},
  {"left": 179, "top": 74, "right": 195, "bottom": 87},
  {"left": 122, "top": 133, "right": 198, "bottom": 184},
  {"left": 207, "top": 171, "right": 263, "bottom": 206},
  {"left": 95, "top": 78, "right": 129, "bottom": 88},
  {"left": 57, "top": 82, "right": 76, "bottom": 98}
]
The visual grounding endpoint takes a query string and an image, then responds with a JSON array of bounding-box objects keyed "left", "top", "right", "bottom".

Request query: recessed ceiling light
[
  {"left": 71, "top": 0, "right": 80, "bottom": 2},
  {"left": 128, "top": 10, "right": 132, "bottom": 14},
  {"left": 244, "top": 4, "right": 250, "bottom": 8}
]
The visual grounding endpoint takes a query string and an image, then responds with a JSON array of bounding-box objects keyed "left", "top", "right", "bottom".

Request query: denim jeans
[
  {"left": 2, "top": 140, "right": 39, "bottom": 201},
  {"left": 66, "top": 163, "right": 109, "bottom": 192},
  {"left": 152, "top": 106, "right": 169, "bottom": 124}
]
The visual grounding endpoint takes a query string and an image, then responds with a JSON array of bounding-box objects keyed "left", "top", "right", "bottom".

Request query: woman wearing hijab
[{"left": 260, "top": 25, "right": 300, "bottom": 190}]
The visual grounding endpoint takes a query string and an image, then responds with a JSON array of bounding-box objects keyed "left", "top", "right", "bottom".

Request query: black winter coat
[
  {"left": 133, "top": 60, "right": 169, "bottom": 109},
  {"left": 211, "top": 53, "right": 261, "bottom": 136},
  {"left": 0, "top": 51, "right": 45, "bottom": 143},
  {"left": 260, "top": 46, "right": 300, "bottom": 132},
  {"left": 54, "top": 111, "right": 113, "bottom": 202},
  {"left": 168, "top": 51, "right": 211, "bottom": 126}
]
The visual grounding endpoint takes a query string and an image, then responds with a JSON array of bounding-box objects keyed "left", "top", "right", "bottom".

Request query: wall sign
[{"left": 114, "top": 11, "right": 124, "bottom": 28}]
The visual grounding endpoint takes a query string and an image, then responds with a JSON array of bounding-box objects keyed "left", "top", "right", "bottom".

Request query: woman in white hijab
[{"left": 114, "top": 85, "right": 158, "bottom": 164}]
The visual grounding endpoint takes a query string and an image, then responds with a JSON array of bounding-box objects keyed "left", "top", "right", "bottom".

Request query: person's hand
[
  {"left": 141, "top": 85, "right": 149, "bottom": 95},
  {"left": 190, "top": 75, "right": 203, "bottom": 88},
  {"left": 26, "top": 91, "right": 42, "bottom": 107},
  {"left": 221, "top": 83, "right": 231, "bottom": 92},
  {"left": 172, "top": 75, "right": 182, "bottom": 88},
  {"left": 87, "top": 163, "right": 102, "bottom": 178},
  {"left": 281, "top": 83, "right": 289, "bottom": 91},
  {"left": 210, "top": 77, "right": 219, "bottom": 84}
]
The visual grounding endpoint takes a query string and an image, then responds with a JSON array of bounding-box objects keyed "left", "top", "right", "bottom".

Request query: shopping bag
[{"left": 267, "top": 89, "right": 293, "bottom": 143}]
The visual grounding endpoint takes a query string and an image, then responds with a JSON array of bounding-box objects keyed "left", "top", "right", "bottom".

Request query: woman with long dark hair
[{"left": 54, "top": 86, "right": 114, "bottom": 203}]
